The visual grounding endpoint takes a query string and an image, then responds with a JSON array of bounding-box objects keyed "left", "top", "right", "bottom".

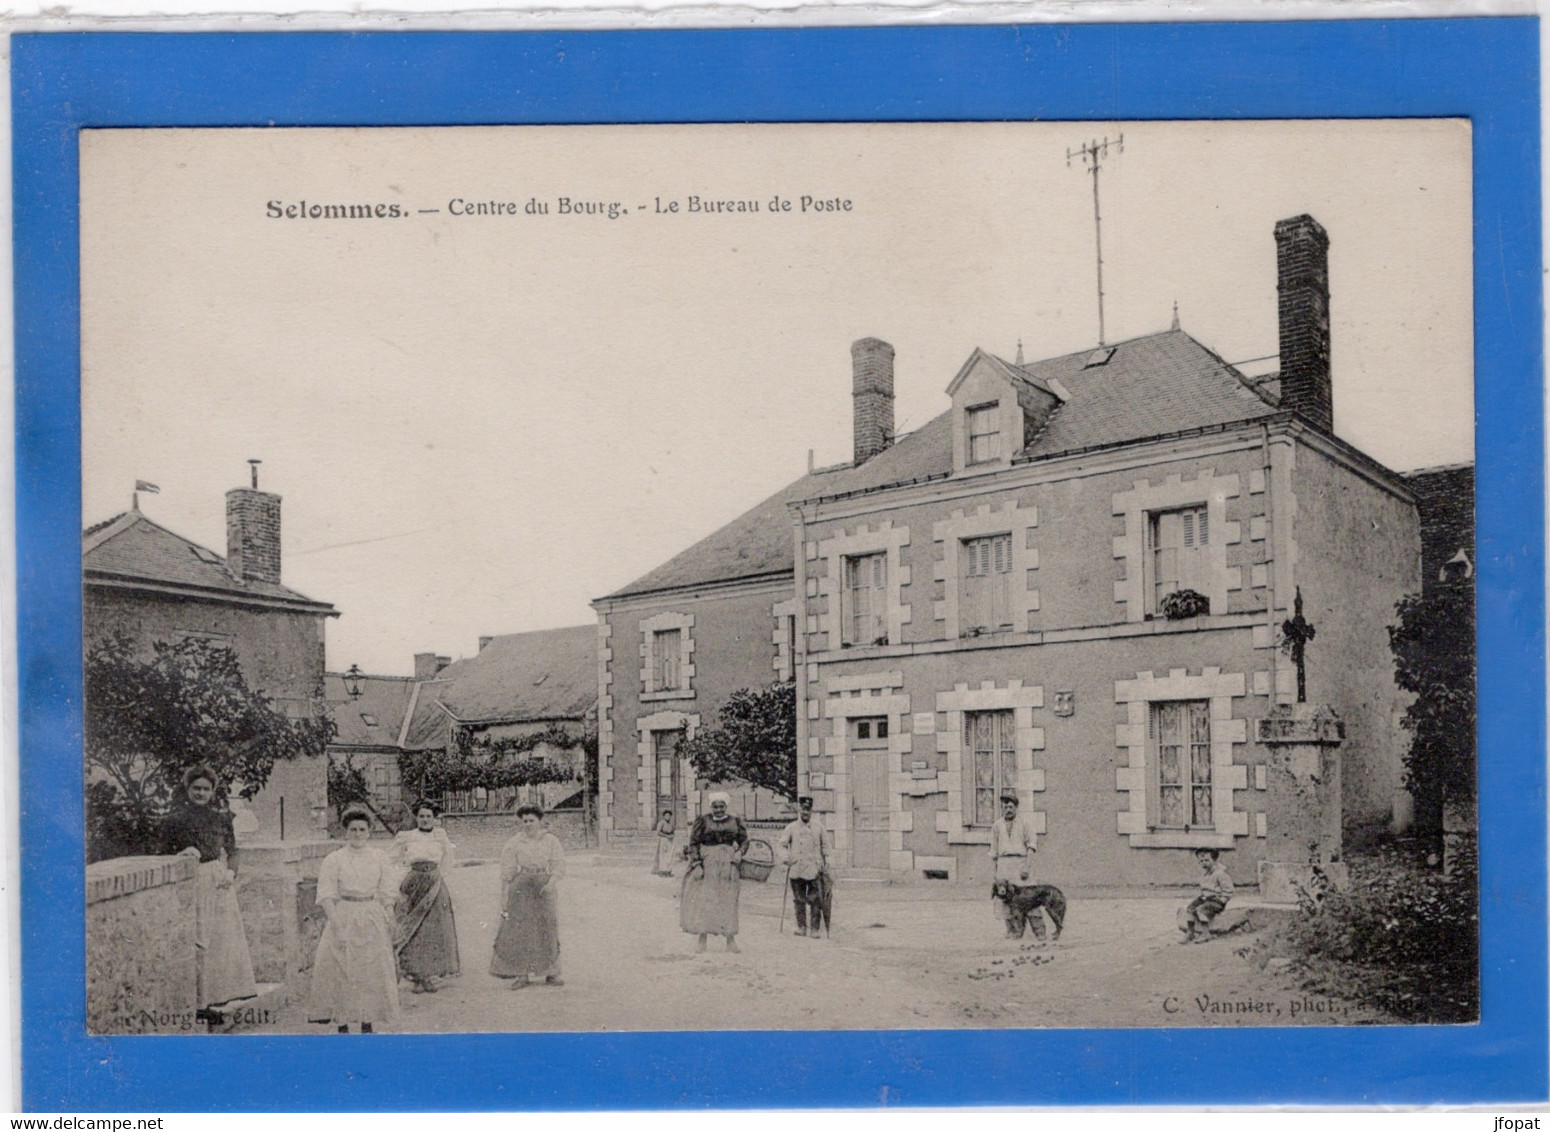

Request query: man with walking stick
[{"left": 777, "top": 796, "right": 827, "bottom": 938}]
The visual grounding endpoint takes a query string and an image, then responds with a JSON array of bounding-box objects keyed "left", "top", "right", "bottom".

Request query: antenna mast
[{"left": 1066, "top": 134, "right": 1123, "bottom": 346}]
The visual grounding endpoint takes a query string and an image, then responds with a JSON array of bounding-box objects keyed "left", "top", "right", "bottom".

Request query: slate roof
[
  {"left": 603, "top": 329, "right": 1277, "bottom": 601},
  {"left": 1014, "top": 330, "right": 1278, "bottom": 459},
  {"left": 401, "top": 625, "right": 597, "bottom": 750},
  {"left": 83, "top": 508, "right": 336, "bottom": 614},
  {"left": 1403, "top": 462, "right": 1475, "bottom": 588},
  {"left": 323, "top": 673, "right": 417, "bottom": 750}
]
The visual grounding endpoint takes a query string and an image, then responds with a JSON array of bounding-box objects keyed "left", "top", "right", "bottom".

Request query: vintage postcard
[
  {"left": 16, "top": 23, "right": 1544, "bottom": 1112},
  {"left": 79, "top": 119, "right": 1475, "bottom": 1036}
]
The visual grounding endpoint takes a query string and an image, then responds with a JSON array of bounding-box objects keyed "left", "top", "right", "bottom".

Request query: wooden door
[
  {"left": 653, "top": 729, "right": 686, "bottom": 826},
  {"left": 849, "top": 717, "right": 891, "bottom": 868}
]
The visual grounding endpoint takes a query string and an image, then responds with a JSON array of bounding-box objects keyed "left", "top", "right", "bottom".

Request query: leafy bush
[
  {"left": 1159, "top": 589, "right": 1210, "bottom": 620},
  {"left": 85, "top": 632, "right": 335, "bottom": 861},
  {"left": 678, "top": 682, "right": 797, "bottom": 801},
  {"left": 1273, "top": 844, "right": 1478, "bottom": 1022}
]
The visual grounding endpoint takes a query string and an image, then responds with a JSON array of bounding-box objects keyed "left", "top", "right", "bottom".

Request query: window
[
  {"left": 1150, "top": 504, "right": 1210, "bottom": 613},
  {"left": 967, "top": 404, "right": 1001, "bottom": 464},
  {"left": 851, "top": 716, "right": 889, "bottom": 744},
  {"left": 960, "top": 533, "right": 1014, "bottom": 635},
  {"left": 1151, "top": 701, "right": 1212, "bottom": 829},
  {"left": 843, "top": 552, "right": 888, "bottom": 646},
  {"left": 965, "top": 709, "right": 1016, "bottom": 826},
  {"left": 777, "top": 613, "right": 798, "bottom": 681},
  {"left": 652, "top": 628, "right": 683, "bottom": 691}
]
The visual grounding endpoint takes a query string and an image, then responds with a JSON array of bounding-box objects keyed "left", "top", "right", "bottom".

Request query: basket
[{"left": 737, "top": 838, "right": 776, "bottom": 883}]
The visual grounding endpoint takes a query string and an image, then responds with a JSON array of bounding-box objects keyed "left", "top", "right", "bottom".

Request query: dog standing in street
[{"left": 991, "top": 879, "right": 1066, "bottom": 941}]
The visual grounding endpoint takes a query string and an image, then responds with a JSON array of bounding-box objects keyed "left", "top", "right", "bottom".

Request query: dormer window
[{"left": 967, "top": 403, "right": 1002, "bottom": 465}]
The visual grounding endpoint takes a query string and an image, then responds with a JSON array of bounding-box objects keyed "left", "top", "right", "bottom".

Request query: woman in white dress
[
  {"left": 308, "top": 808, "right": 402, "bottom": 1033},
  {"left": 389, "top": 800, "right": 461, "bottom": 993}
]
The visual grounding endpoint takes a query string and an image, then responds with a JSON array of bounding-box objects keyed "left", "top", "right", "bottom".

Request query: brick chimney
[
  {"left": 852, "top": 337, "right": 895, "bottom": 465},
  {"left": 1274, "top": 214, "right": 1333, "bottom": 433},
  {"left": 226, "top": 488, "right": 282, "bottom": 584},
  {"left": 413, "top": 652, "right": 452, "bottom": 680}
]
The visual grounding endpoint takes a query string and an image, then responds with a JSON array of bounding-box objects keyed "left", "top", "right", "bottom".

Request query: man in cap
[
  {"left": 777, "top": 796, "right": 828, "bottom": 938},
  {"left": 988, "top": 792, "right": 1040, "bottom": 939}
]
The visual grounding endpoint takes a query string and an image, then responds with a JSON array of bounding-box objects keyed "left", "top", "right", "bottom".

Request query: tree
[
  {"left": 397, "top": 723, "right": 586, "bottom": 803},
  {"left": 85, "top": 631, "right": 335, "bottom": 860},
  {"left": 678, "top": 681, "right": 798, "bottom": 801},
  {"left": 1389, "top": 580, "right": 1476, "bottom": 839}
]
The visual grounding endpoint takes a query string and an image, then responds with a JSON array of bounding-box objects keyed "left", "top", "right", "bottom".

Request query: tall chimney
[
  {"left": 226, "top": 487, "right": 282, "bottom": 584},
  {"left": 1274, "top": 214, "right": 1333, "bottom": 433},
  {"left": 413, "top": 652, "right": 443, "bottom": 680},
  {"left": 852, "top": 337, "right": 895, "bottom": 465}
]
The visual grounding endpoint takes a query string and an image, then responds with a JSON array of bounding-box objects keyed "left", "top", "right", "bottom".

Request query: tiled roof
[
  {"left": 83, "top": 509, "right": 335, "bottom": 612},
  {"left": 401, "top": 625, "right": 597, "bottom": 750},
  {"left": 1015, "top": 329, "right": 1279, "bottom": 458},
  {"left": 603, "top": 410, "right": 954, "bottom": 599},
  {"left": 603, "top": 329, "right": 1277, "bottom": 601},
  {"left": 1403, "top": 463, "right": 1475, "bottom": 587},
  {"left": 323, "top": 673, "right": 417, "bottom": 749}
]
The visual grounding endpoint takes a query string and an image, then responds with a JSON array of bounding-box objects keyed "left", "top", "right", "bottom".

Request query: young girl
[
  {"left": 651, "top": 808, "right": 677, "bottom": 876},
  {"left": 309, "top": 808, "right": 402, "bottom": 1032}
]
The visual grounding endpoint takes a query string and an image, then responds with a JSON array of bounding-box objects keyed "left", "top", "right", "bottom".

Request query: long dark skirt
[
  {"left": 395, "top": 862, "right": 461, "bottom": 980},
  {"left": 490, "top": 873, "right": 560, "bottom": 979}
]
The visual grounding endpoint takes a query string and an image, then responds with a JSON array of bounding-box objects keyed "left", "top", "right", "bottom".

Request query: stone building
[
  {"left": 596, "top": 214, "right": 1427, "bottom": 888},
  {"left": 322, "top": 670, "right": 417, "bottom": 818},
  {"left": 83, "top": 479, "right": 337, "bottom": 843}
]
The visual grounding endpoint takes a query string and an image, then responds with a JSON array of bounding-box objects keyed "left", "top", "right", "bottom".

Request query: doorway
[{"left": 849, "top": 716, "right": 891, "bottom": 869}]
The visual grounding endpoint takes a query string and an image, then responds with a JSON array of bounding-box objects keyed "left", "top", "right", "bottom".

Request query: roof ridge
[{"left": 1016, "top": 327, "right": 1188, "bottom": 373}]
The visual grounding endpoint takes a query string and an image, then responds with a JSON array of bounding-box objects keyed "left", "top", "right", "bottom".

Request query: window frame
[
  {"left": 965, "top": 402, "right": 1002, "bottom": 465},
  {"left": 842, "top": 551, "right": 889, "bottom": 647},
  {"left": 1149, "top": 699, "right": 1213, "bottom": 831},
  {"left": 1147, "top": 503, "right": 1211, "bottom": 615},
  {"left": 964, "top": 708, "right": 1017, "bottom": 827},
  {"left": 959, "top": 532, "right": 1015, "bottom": 636},
  {"left": 651, "top": 627, "right": 684, "bottom": 692}
]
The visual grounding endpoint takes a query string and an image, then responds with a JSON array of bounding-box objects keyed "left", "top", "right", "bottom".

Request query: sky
[{"left": 79, "top": 121, "right": 1474, "bottom": 676}]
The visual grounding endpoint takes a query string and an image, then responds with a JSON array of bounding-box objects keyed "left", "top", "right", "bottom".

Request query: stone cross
[{"left": 1280, "top": 586, "right": 1317, "bottom": 704}]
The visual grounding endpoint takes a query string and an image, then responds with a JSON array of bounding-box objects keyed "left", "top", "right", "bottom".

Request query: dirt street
[{"left": 264, "top": 847, "right": 1384, "bottom": 1034}]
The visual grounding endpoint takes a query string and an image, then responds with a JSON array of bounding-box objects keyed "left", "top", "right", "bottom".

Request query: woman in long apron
[
  {"left": 679, "top": 792, "right": 748, "bottom": 953},
  {"left": 490, "top": 804, "right": 566, "bottom": 988},
  {"left": 308, "top": 808, "right": 402, "bottom": 1033},
  {"left": 390, "top": 800, "right": 461, "bottom": 992},
  {"left": 157, "top": 765, "right": 258, "bottom": 1013}
]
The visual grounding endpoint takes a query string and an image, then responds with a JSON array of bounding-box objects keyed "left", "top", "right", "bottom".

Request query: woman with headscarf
[
  {"left": 390, "top": 799, "right": 461, "bottom": 993},
  {"left": 679, "top": 792, "right": 748, "bottom": 953},
  {"left": 491, "top": 804, "right": 566, "bottom": 988},
  {"left": 157, "top": 764, "right": 258, "bottom": 1013}
]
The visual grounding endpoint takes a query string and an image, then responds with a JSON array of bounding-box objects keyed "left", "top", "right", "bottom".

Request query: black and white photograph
[{"left": 80, "top": 120, "right": 1477, "bottom": 1036}]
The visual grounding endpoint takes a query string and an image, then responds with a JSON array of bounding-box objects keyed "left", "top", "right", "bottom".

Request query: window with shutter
[
  {"left": 1149, "top": 504, "right": 1211, "bottom": 614},
  {"left": 843, "top": 552, "right": 888, "bottom": 646},
  {"left": 961, "top": 533, "right": 1014, "bottom": 635},
  {"left": 652, "top": 628, "right": 682, "bottom": 691}
]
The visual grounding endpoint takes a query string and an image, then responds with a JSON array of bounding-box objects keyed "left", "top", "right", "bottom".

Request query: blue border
[{"left": 14, "top": 21, "right": 1545, "bottom": 1110}]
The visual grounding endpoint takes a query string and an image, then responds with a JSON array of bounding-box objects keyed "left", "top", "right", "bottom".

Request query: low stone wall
[
  {"left": 86, "top": 855, "right": 199, "bottom": 1034},
  {"left": 442, "top": 810, "right": 594, "bottom": 856}
]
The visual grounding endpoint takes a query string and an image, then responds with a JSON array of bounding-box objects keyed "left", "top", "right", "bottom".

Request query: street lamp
[{"left": 343, "top": 664, "right": 365, "bottom": 701}]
